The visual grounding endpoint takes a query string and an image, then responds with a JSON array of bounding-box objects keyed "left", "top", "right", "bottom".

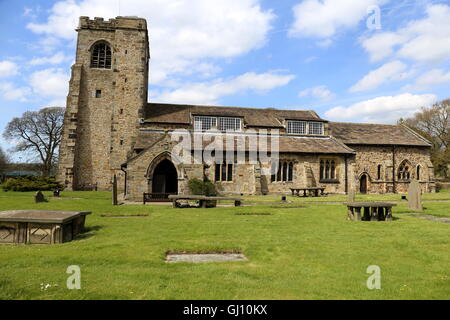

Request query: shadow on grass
[{"left": 75, "top": 225, "right": 103, "bottom": 241}]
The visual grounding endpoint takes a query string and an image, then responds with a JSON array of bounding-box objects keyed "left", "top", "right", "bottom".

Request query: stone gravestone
[
  {"left": 34, "top": 191, "right": 46, "bottom": 203},
  {"left": 408, "top": 179, "right": 423, "bottom": 211},
  {"left": 112, "top": 174, "right": 118, "bottom": 206},
  {"left": 348, "top": 190, "right": 356, "bottom": 202}
]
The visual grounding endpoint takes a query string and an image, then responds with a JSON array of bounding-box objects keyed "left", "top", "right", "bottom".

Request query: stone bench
[
  {"left": 344, "top": 202, "right": 396, "bottom": 221},
  {"left": 168, "top": 195, "right": 243, "bottom": 208},
  {"left": 0, "top": 210, "right": 91, "bottom": 244}
]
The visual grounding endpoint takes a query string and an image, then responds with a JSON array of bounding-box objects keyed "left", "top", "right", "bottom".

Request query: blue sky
[{"left": 1, "top": 0, "right": 450, "bottom": 156}]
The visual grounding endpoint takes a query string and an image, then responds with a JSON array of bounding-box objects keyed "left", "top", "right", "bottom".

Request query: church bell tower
[{"left": 58, "top": 16, "right": 150, "bottom": 190}]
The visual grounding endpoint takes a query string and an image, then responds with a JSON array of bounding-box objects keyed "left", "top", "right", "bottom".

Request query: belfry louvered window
[{"left": 91, "top": 42, "right": 112, "bottom": 69}]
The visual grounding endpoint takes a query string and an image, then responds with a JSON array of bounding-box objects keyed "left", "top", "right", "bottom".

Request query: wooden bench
[
  {"left": 168, "top": 195, "right": 243, "bottom": 208},
  {"left": 344, "top": 202, "right": 397, "bottom": 221},
  {"left": 290, "top": 187, "right": 326, "bottom": 197},
  {"left": 143, "top": 193, "right": 177, "bottom": 204}
]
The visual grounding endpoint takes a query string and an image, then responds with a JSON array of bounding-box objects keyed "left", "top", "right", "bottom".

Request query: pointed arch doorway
[
  {"left": 360, "top": 174, "right": 368, "bottom": 194},
  {"left": 152, "top": 159, "right": 178, "bottom": 195}
]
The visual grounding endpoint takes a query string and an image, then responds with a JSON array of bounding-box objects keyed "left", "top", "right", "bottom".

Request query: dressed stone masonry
[{"left": 58, "top": 16, "right": 436, "bottom": 201}]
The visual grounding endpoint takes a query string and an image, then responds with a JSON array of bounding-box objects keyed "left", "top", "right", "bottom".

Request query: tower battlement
[{"left": 78, "top": 16, "right": 147, "bottom": 31}]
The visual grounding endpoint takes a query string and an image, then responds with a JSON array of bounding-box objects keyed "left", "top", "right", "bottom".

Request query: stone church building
[{"left": 58, "top": 16, "right": 435, "bottom": 201}]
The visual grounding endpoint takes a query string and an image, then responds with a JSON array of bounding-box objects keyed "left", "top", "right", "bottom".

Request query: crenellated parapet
[{"left": 78, "top": 16, "right": 147, "bottom": 31}]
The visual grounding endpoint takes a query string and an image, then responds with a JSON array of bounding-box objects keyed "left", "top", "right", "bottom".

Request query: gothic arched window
[
  {"left": 272, "top": 161, "right": 294, "bottom": 182},
  {"left": 397, "top": 161, "right": 411, "bottom": 181},
  {"left": 320, "top": 159, "right": 337, "bottom": 181},
  {"left": 91, "top": 42, "right": 112, "bottom": 69},
  {"left": 320, "top": 160, "right": 325, "bottom": 180},
  {"left": 416, "top": 165, "right": 421, "bottom": 180}
]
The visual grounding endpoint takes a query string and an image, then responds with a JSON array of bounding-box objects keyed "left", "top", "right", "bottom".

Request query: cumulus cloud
[
  {"left": 150, "top": 72, "right": 295, "bottom": 105},
  {"left": 29, "top": 68, "right": 69, "bottom": 104},
  {"left": 299, "top": 85, "right": 335, "bottom": 101},
  {"left": 0, "top": 61, "right": 19, "bottom": 78},
  {"left": 403, "top": 69, "right": 450, "bottom": 91},
  {"left": 26, "top": 0, "right": 275, "bottom": 85},
  {"left": 325, "top": 93, "right": 437, "bottom": 123},
  {"left": 349, "top": 60, "right": 415, "bottom": 92},
  {"left": 361, "top": 4, "right": 450, "bottom": 63},
  {"left": 0, "top": 82, "right": 31, "bottom": 102},
  {"left": 29, "top": 52, "right": 71, "bottom": 66},
  {"left": 288, "top": 0, "right": 387, "bottom": 41}
]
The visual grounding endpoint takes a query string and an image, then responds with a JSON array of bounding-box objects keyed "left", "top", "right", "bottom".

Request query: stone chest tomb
[{"left": 0, "top": 210, "right": 91, "bottom": 244}]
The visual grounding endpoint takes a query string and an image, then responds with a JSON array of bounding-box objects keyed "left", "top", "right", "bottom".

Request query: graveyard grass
[{"left": 0, "top": 190, "right": 449, "bottom": 300}]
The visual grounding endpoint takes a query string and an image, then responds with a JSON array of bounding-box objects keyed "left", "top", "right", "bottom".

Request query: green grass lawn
[{"left": 0, "top": 190, "right": 449, "bottom": 300}]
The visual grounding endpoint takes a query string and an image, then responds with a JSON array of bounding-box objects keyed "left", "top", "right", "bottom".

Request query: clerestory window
[{"left": 194, "top": 116, "right": 241, "bottom": 132}]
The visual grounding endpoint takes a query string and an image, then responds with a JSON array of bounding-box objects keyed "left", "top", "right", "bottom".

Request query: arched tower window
[
  {"left": 90, "top": 42, "right": 112, "bottom": 69},
  {"left": 397, "top": 161, "right": 411, "bottom": 181},
  {"left": 416, "top": 165, "right": 421, "bottom": 180}
]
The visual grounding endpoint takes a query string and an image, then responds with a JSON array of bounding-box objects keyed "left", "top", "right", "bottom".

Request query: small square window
[{"left": 95, "top": 90, "right": 102, "bottom": 98}]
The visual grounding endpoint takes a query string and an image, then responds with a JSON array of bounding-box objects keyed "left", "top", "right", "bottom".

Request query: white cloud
[
  {"left": 0, "top": 82, "right": 31, "bottom": 102},
  {"left": 151, "top": 72, "right": 295, "bottom": 105},
  {"left": 299, "top": 85, "right": 335, "bottom": 101},
  {"left": 349, "top": 60, "right": 414, "bottom": 92},
  {"left": 304, "top": 56, "right": 317, "bottom": 63},
  {"left": 361, "top": 4, "right": 450, "bottom": 63},
  {"left": 29, "top": 68, "right": 69, "bottom": 103},
  {"left": 325, "top": 93, "right": 437, "bottom": 123},
  {"left": 0, "top": 61, "right": 19, "bottom": 78},
  {"left": 26, "top": 0, "right": 275, "bottom": 84},
  {"left": 29, "top": 52, "right": 71, "bottom": 66},
  {"left": 403, "top": 69, "right": 450, "bottom": 91},
  {"left": 288, "top": 0, "right": 387, "bottom": 40}
]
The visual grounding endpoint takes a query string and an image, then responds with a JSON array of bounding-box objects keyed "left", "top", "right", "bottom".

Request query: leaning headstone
[
  {"left": 408, "top": 179, "right": 423, "bottom": 211},
  {"left": 34, "top": 191, "right": 46, "bottom": 203},
  {"left": 112, "top": 174, "right": 118, "bottom": 206},
  {"left": 348, "top": 190, "right": 356, "bottom": 202}
]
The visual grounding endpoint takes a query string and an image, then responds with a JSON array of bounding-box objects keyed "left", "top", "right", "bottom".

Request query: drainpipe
[
  {"left": 120, "top": 163, "right": 127, "bottom": 196},
  {"left": 392, "top": 146, "right": 396, "bottom": 194}
]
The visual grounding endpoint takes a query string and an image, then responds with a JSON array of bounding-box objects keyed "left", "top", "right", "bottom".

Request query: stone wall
[
  {"left": 125, "top": 136, "right": 354, "bottom": 200},
  {"left": 350, "top": 145, "right": 435, "bottom": 193}
]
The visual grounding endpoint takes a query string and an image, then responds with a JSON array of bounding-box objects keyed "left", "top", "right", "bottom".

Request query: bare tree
[
  {"left": 3, "top": 107, "right": 65, "bottom": 176},
  {"left": 400, "top": 99, "right": 450, "bottom": 176}
]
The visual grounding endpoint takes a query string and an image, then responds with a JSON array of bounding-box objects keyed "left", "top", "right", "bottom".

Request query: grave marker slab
[{"left": 408, "top": 179, "right": 423, "bottom": 211}]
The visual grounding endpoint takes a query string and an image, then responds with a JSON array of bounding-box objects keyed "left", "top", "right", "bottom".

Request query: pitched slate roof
[
  {"left": 329, "top": 122, "right": 431, "bottom": 147},
  {"left": 144, "top": 103, "right": 325, "bottom": 127},
  {"left": 134, "top": 130, "right": 355, "bottom": 154}
]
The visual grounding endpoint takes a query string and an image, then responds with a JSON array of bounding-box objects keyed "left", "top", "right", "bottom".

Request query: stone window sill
[{"left": 271, "top": 181, "right": 294, "bottom": 184}]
